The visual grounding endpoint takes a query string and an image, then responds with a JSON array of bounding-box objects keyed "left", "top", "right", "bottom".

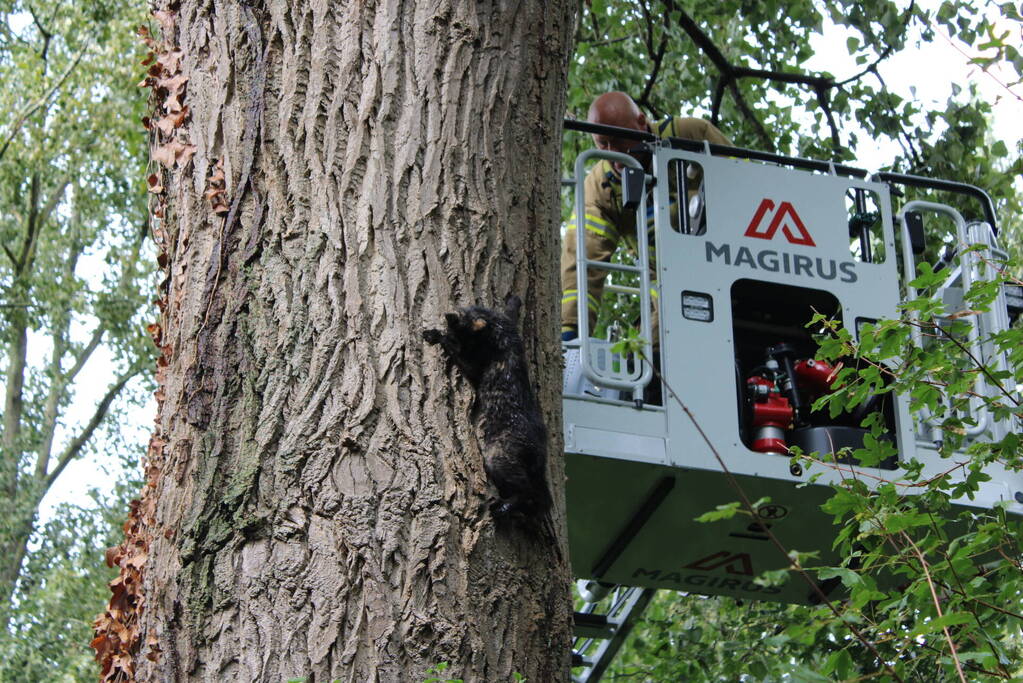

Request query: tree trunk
[{"left": 129, "top": 1, "right": 576, "bottom": 680}]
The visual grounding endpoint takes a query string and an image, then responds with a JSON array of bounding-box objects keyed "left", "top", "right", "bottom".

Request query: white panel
[{"left": 569, "top": 425, "right": 667, "bottom": 465}]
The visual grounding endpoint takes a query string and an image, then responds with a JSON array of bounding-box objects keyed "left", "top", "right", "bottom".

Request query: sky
[{"left": 38, "top": 2, "right": 1023, "bottom": 521}]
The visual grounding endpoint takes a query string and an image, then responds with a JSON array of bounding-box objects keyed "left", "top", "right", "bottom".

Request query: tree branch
[
  {"left": 0, "top": 173, "right": 54, "bottom": 501},
  {"left": 1, "top": 325, "right": 29, "bottom": 499},
  {"left": 34, "top": 210, "right": 146, "bottom": 480},
  {"left": 13, "top": 174, "right": 70, "bottom": 277},
  {"left": 35, "top": 176, "right": 72, "bottom": 234},
  {"left": 15, "top": 173, "right": 41, "bottom": 273},
  {"left": 636, "top": 0, "right": 670, "bottom": 110},
  {"left": 731, "top": 63, "right": 835, "bottom": 90},
  {"left": 38, "top": 208, "right": 149, "bottom": 490},
  {"left": 64, "top": 324, "right": 106, "bottom": 386},
  {"left": 815, "top": 84, "right": 842, "bottom": 153},
  {"left": 1, "top": 244, "right": 16, "bottom": 266},
  {"left": 34, "top": 198, "right": 85, "bottom": 479},
  {"left": 44, "top": 362, "right": 145, "bottom": 492},
  {"left": 671, "top": 5, "right": 731, "bottom": 75},
  {"left": 665, "top": 2, "right": 916, "bottom": 157},
  {"left": 669, "top": 7, "right": 775, "bottom": 147},
  {"left": 0, "top": 49, "right": 85, "bottom": 164},
  {"left": 711, "top": 76, "right": 728, "bottom": 126},
  {"left": 27, "top": 2, "right": 53, "bottom": 43},
  {"left": 34, "top": 332, "right": 69, "bottom": 482},
  {"left": 583, "top": 35, "right": 636, "bottom": 48}
]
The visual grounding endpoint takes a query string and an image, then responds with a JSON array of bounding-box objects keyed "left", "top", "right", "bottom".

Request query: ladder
[{"left": 571, "top": 583, "right": 657, "bottom": 682}]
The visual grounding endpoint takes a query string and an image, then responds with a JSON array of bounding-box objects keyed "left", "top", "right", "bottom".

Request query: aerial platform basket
[{"left": 560, "top": 120, "right": 1023, "bottom": 611}]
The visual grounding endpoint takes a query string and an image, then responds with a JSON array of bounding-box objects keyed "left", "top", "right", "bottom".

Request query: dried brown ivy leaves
[{"left": 91, "top": 8, "right": 185, "bottom": 681}]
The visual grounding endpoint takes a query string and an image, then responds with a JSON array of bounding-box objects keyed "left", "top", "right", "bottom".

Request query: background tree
[
  {"left": 1, "top": 482, "right": 139, "bottom": 680},
  {"left": 0, "top": 0, "right": 154, "bottom": 675},
  {"left": 94, "top": 1, "right": 578, "bottom": 680}
]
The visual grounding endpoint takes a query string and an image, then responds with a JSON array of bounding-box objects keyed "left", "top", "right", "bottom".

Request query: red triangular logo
[
  {"left": 743, "top": 199, "right": 816, "bottom": 247},
  {"left": 683, "top": 551, "right": 754, "bottom": 576}
]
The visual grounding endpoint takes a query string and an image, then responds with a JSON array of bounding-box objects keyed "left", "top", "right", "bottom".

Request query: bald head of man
[{"left": 587, "top": 91, "right": 650, "bottom": 171}]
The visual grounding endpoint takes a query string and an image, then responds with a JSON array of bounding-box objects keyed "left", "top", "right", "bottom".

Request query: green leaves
[
  {"left": 794, "top": 265, "right": 1023, "bottom": 679},
  {"left": 609, "top": 326, "right": 649, "bottom": 358},
  {"left": 694, "top": 501, "right": 742, "bottom": 523},
  {"left": 0, "top": 481, "right": 142, "bottom": 681},
  {"left": 908, "top": 612, "right": 973, "bottom": 638}
]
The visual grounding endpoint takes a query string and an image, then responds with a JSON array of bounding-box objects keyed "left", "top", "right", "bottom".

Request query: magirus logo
[
  {"left": 744, "top": 198, "right": 816, "bottom": 247},
  {"left": 704, "top": 242, "right": 857, "bottom": 283},
  {"left": 683, "top": 550, "right": 754, "bottom": 575},
  {"left": 705, "top": 198, "right": 857, "bottom": 281}
]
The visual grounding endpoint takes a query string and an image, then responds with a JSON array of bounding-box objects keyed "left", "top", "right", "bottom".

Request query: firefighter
[{"left": 561, "top": 91, "right": 731, "bottom": 342}]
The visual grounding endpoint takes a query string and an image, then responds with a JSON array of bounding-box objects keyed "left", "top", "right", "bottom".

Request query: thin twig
[
  {"left": 794, "top": 452, "right": 969, "bottom": 489},
  {"left": 927, "top": 320, "right": 1021, "bottom": 407},
  {"left": 928, "top": 19, "right": 1022, "bottom": 103},
  {"left": 923, "top": 512, "right": 1016, "bottom": 678},
  {"left": 900, "top": 531, "right": 968, "bottom": 683},
  {"left": 836, "top": 1, "right": 917, "bottom": 87}
]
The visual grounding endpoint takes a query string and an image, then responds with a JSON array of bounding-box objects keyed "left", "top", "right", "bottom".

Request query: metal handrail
[
  {"left": 966, "top": 220, "right": 1014, "bottom": 429},
  {"left": 876, "top": 171, "right": 998, "bottom": 234},
  {"left": 573, "top": 148, "right": 654, "bottom": 399},
  {"left": 898, "top": 201, "right": 988, "bottom": 437},
  {"left": 562, "top": 118, "right": 868, "bottom": 178}
]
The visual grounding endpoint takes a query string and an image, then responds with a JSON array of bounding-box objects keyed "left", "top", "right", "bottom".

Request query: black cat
[{"left": 423, "top": 295, "right": 552, "bottom": 521}]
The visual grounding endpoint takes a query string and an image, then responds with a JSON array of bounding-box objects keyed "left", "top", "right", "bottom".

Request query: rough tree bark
[{"left": 122, "top": 0, "right": 577, "bottom": 680}]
